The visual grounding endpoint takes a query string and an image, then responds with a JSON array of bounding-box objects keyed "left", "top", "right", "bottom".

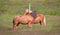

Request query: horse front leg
[
  {"left": 28, "top": 22, "right": 32, "bottom": 28},
  {"left": 42, "top": 16, "right": 46, "bottom": 27},
  {"left": 41, "top": 18, "right": 46, "bottom": 28}
]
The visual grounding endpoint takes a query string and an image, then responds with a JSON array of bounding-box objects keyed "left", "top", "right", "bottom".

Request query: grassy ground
[
  {"left": 0, "top": 0, "right": 60, "bottom": 35},
  {"left": 0, "top": 15, "right": 60, "bottom": 35}
]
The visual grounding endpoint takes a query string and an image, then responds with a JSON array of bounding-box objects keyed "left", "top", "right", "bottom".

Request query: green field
[
  {"left": 0, "top": 15, "right": 60, "bottom": 35},
  {"left": 0, "top": 0, "right": 60, "bottom": 15},
  {"left": 0, "top": 0, "right": 60, "bottom": 35}
]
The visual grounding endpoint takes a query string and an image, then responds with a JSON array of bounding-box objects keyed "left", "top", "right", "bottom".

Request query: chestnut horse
[{"left": 13, "top": 14, "right": 46, "bottom": 31}]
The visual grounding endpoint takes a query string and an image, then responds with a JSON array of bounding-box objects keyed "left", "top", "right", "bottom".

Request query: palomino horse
[{"left": 13, "top": 14, "right": 46, "bottom": 31}]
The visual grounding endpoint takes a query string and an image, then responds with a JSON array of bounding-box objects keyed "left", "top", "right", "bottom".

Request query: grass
[
  {"left": 0, "top": 15, "right": 60, "bottom": 35},
  {"left": 0, "top": 0, "right": 60, "bottom": 35},
  {"left": 0, "top": 0, "right": 60, "bottom": 15}
]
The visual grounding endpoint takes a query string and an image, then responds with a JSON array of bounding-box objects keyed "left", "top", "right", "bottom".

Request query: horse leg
[
  {"left": 43, "top": 16, "right": 46, "bottom": 27},
  {"left": 28, "top": 22, "right": 32, "bottom": 28},
  {"left": 13, "top": 20, "right": 18, "bottom": 31},
  {"left": 41, "top": 16, "right": 46, "bottom": 27},
  {"left": 13, "top": 24, "right": 17, "bottom": 31}
]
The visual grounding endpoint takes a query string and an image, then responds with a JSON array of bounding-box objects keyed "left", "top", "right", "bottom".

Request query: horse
[{"left": 13, "top": 13, "right": 46, "bottom": 31}]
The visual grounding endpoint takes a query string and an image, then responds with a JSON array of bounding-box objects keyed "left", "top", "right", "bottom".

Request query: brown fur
[{"left": 13, "top": 14, "right": 46, "bottom": 31}]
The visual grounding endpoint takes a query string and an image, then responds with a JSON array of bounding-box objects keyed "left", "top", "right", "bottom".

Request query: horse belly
[
  {"left": 34, "top": 18, "right": 40, "bottom": 23},
  {"left": 34, "top": 20, "right": 40, "bottom": 23}
]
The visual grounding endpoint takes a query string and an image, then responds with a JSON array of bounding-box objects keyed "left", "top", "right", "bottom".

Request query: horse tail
[
  {"left": 43, "top": 16, "right": 46, "bottom": 26},
  {"left": 13, "top": 19, "right": 14, "bottom": 25}
]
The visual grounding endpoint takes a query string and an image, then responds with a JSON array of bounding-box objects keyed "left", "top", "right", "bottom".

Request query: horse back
[{"left": 18, "top": 15, "right": 33, "bottom": 23}]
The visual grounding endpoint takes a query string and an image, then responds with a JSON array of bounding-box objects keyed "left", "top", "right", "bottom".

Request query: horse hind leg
[
  {"left": 17, "top": 22, "right": 20, "bottom": 26},
  {"left": 13, "top": 20, "right": 19, "bottom": 31}
]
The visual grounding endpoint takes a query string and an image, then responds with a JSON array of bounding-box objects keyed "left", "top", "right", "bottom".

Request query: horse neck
[
  {"left": 24, "top": 12, "right": 29, "bottom": 15},
  {"left": 26, "top": 14, "right": 31, "bottom": 16}
]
